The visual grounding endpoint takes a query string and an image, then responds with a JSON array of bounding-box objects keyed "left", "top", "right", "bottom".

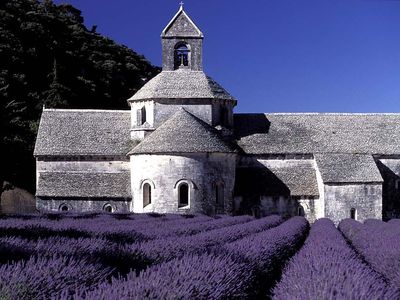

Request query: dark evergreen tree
[{"left": 0, "top": 0, "right": 160, "bottom": 195}]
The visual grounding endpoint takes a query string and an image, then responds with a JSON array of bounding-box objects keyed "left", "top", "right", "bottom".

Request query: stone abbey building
[{"left": 34, "top": 5, "right": 400, "bottom": 223}]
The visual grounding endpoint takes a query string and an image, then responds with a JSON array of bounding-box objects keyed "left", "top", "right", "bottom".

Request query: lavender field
[{"left": 0, "top": 213, "right": 399, "bottom": 299}]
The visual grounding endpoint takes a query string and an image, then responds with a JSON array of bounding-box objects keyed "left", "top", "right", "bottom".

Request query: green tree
[{"left": 0, "top": 0, "right": 160, "bottom": 196}]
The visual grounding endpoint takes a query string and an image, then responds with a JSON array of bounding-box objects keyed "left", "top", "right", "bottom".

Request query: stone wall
[
  {"left": 36, "top": 198, "right": 131, "bottom": 213},
  {"left": 153, "top": 99, "right": 213, "bottom": 128},
  {"left": 130, "top": 100, "right": 155, "bottom": 140},
  {"left": 36, "top": 157, "right": 131, "bottom": 213},
  {"left": 162, "top": 38, "right": 202, "bottom": 71},
  {"left": 130, "top": 153, "right": 236, "bottom": 215},
  {"left": 36, "top": 158, "right": 130, "bottom": 174},
  {"left": 376, "top": 158, "right": 400, "bottom": 219},
  {"left": 234, "top": 156, "right": 322, "bottom": 222},
  {"left": 324, "top": 183, "right": 382, "bottom": 224}
]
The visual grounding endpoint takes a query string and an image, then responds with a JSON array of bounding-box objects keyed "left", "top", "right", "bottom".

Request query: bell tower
[
  {"left": 161, "top": 4, "right": 203, "bottom": 71},
  {"left": 128, "top": 4, "right": 236, "bottom": 141}
]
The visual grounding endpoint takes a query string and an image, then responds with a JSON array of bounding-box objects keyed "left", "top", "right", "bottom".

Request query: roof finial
[{"left": 179, "top": 1, "right": 184, "bottom": 9}]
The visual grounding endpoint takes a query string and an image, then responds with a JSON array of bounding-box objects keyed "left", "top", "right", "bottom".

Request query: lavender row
[
  {"left": 133, "top": 215, "right": 283, "bottom": 264},
  {"left": 388, "top": 218, "right": 400, "bottom": 226},
  {"left": 72, "top": 216, "right": 301, "bottom": 299},
  {"left": 0, "top": 216, "right": 257, "bottom": 273},
  {"left": 0, "top": 236, "right": 147, "bottom": 275},
  {"left": 364, "top": 218, "right": 400, "bottom": 235},
  {"left": 273, "top": 218, "right": 399, "bottom": 299},
  {"left": 73, "top": 253, "right": 255, "bottom": 300},
  {"left": 135, "top": 214, "right": 254, "bottom": 240},
  {"left": 339, "top": 219, "right": 400, "bottom": 289},
  {"left": 222, "top": 216, "right": 309, "bottom": 296},
  {"left": 0, "top": 255, "right": 112, "bottom": 300},
  {"left": 0, "top": 213, "right": 212, "bottom": 243}
]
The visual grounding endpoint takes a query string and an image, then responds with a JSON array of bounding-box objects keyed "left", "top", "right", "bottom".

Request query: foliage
[
  {"left": 0, "top": 0, "right": 160, "bottom": 193},
  {"left": 273, "top": 218, "right": 399, "bottom": 299}
]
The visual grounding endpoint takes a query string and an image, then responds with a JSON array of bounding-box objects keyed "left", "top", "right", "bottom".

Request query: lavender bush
[
  {"left": 0, "top": 236, "right": 148, "bottom": 274},
  {"left": 137, "top": 214, "right": 254, "bottom": 239},
  {"left": 273, "top": 218, "right": 399, "bottom": 299},
  {"left": 132, "top": 215, "right": 283, "bottom": 264},
  {"left": 0, "top": 214, "right": 211, "bottom": 243},
  {"left": 0, "top": 255, "right": 112, "bottom": 299},
  {"left": 222, "top": 216, "right": 309, "bottom": 297},
  {"left": 73, "top": 253, "right": 256, "bottom": 300},
  {"left": 339, "top": 219, "right": 400, "bottom": 289},
  {"left": 388, "top": 219, "right": 400, "bottom": 226}
]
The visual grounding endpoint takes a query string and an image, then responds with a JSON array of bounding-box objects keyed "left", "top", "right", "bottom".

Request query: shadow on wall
[
  {"left": 1, "top": 183, "right": 37, "bottom": 214},
  {"left": 375, "top": 161, "right": 400, "bottom": 220},
  {"left": 233, "top": 114, "right": 271, "bottom": 139},
  {"left": 234, "top": 160, "right": 302, "bottom": 218}
]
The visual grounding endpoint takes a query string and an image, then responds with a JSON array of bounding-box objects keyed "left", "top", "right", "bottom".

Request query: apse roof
[{"left": 128, "top": 108, "right": 237, "bottom": 155}]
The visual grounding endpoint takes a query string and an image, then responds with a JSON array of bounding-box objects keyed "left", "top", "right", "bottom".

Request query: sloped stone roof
[
  {"left": 36, "top": 172, "right": 131, "bottom": 198},
  {"left": 315, "top": 154, "right": 383, "bottom": 183},
  {"left": 234, "top": 113, "right": 400, "bottom": 155},
  {"left": 34, "top": 109, "right": 133, "bottom": 156},
  {"left": 161, "top": 5, "right": 203, "bottom": 38},
  {"left": 235, "top": 164, "right": 319, "bottom": 197},
  {"left": 128, "top": 70, "right": 235, "bottom": 101},
  {"left": 129, "top": 109, "right": 237, "bottom": 155}
]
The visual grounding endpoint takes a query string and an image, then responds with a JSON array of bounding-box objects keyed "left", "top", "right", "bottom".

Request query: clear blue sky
[{"left": 53, "top": 0, "right": 400, "bottom": 113}]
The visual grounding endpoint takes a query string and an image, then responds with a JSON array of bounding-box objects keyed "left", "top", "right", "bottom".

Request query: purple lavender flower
[
  {"left": 273, "top": 218, "right": 399, "bottom": 299},
  {"left": 73, "top": 253, "right": 255, "bottom": 300},
  {"left": 0, "top": 255, "right": 112, "bottom": 299},
  {"left": 339, "top": 218, "right": 400, "bottom": 289}
]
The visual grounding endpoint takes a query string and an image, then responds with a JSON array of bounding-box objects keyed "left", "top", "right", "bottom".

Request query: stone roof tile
[
  {"left": 129, "top": 70, "right": 235, "bottom": 101},
  {"left": 315, "top": 154, "right": 383, "bottom": 183},
  {"left": 34, "top": 109, "right": 133, "bottom": 156},
  {"left": 234, "top": 113, "right": 400, "bottom": 155},
  {"left": 129, "top": 109, "right": 237, "bottom": 155},
  {"left": 36, "top": 172, "right": 131, "bottom": 198},
  {"left": 235, "top": 164, "right": 319, "bottom": 197}
]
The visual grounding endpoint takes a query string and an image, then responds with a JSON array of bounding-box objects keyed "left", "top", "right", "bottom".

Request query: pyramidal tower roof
[
  {"left": 128, "top": 109, "right": 237, "bottom": 155},
  {"left": 128, "top": 70, "right": 235, "bottom": 101},
  {"left": 161, "top": 4, "right": 203, "bottom": 38}
]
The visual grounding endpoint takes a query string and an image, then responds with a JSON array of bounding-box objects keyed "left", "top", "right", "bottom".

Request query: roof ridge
[
  {"left": 161, "top": 5, "right": 203, "bottom": 37},
  {"left": 43, "top": 108, "right": 130, "bottom": 113},
  {"left": 236, "top": 112, "right": 400, "bottom": 116}
]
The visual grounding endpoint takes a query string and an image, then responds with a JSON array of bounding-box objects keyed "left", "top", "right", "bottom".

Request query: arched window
[
  {"left": 298, "top": 206, "right": 305, "bottom": 217},
  {"left": 178, "top": 183, "right": 189, "bottom": 207},
  {"left": 143, "top": 183, "right": 152, "bottom": 207},
  {"left": 59, "top": 204, "right": 70, "bottom": 212},
  {"left": 350, "top": 208, "right": 357, "bottom": 220},
  {"left": 103, "top": 203, "right": 113, "bottom": 213},
  {"left": 174, "top": 43, "right": 190, "bottom": 69}
]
